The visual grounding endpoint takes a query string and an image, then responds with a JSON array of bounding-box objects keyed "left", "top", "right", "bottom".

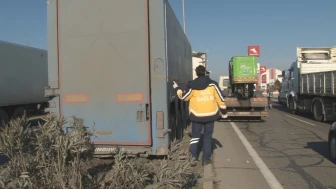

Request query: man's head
[{"left": 195, "top": 65, "right": 206, "bottom": 77}]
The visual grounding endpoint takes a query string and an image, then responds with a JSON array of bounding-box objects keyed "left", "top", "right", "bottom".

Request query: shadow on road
[
  {"left": 304, "top": 141, "right": 333, "bottom": 163},
  {"left": 272, "top": 102, "right": 334, "bottom": 124},
  {"left": 193, "top": 137, "right": 222, "bottom": 159}
]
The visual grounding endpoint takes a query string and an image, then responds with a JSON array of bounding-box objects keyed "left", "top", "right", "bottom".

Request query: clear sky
[{"left": 1, "top": 0, "right": 335, "bottom": 82}]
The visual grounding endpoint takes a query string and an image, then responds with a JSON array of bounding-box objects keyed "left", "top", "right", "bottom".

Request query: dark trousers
[{"left": 190, "top": 121, "right": 214, "bottom": 161}]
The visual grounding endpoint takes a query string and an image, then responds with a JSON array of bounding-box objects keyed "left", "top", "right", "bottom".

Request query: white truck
[
  {"left": 283, "top": 47, "right": 336, "bottom": 121},
  {"left": 192, "top": 51, "right": 207, "bottom": 79},
  {"left": 218, "top": 75, "right": 230, "bottom": 91},
  {"left": 0, "top": 41, "right": 49, "bottom": 127}
]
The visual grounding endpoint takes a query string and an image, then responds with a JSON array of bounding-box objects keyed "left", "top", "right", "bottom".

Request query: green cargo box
[{"left": 230, "top": 56, "right": 258, "bottom": 84}]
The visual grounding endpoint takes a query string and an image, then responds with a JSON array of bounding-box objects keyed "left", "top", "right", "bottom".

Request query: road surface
[
  {"left": 1, "top": 103, "right": 336, "bottom": 188},
  {"left": 212, "top": 102, "right": 336, "bottom": 189}
]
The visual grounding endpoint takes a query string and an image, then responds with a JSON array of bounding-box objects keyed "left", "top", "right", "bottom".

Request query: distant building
[{"left": 258, "top": 68, "right": 282, "bottom": 89}]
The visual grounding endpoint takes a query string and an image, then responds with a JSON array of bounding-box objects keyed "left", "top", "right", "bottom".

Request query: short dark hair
[{"left": 195, "top": 65, "right": 206, "bottom": 77}]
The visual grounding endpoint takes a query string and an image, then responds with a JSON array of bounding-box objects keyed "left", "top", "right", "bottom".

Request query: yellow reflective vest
[{"left": 176, "top": 76, "right": 226, "bottom": 122}]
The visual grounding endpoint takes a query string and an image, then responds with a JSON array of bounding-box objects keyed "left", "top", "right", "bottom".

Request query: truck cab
[
  {"left": 219, "top": 75, "right": 231, "bottom": 97},
  {"left": 218, "top": 76, "right": 230, "bottom": 91}
]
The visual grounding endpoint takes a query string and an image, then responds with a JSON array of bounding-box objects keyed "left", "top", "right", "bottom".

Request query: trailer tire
[
  {"left": 329, "top": 133, "right": 336, "bottom": 162},
  {"left": 313, "top": 100, "right": 324, "bottom": 122},
  {"left": 175, "top": 100, "right": 183, "bottom": 140},
  {"left": 0, "top": 109, "right": 9, "bottom": 128},
  {"left": 12, "top": 106, "right": 28, "bottom": 120},
  {"left": 169, "top": 110, "right": 177, "bottom": 142}
]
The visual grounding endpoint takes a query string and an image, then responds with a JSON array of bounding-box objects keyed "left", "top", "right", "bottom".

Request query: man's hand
[
  {"left": 221, "top": 114, "right": 228, "bottom": 119},
  {"left": 173, "top": 81, "right": 178, "bottom": 89}
]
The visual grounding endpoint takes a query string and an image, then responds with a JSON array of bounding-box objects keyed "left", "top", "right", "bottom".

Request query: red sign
[
  {"left": 261, "top": 75, "right": 266, "bottom": 84},
  {"left": 248, "top": 46, "right": 260, "bottom": 57},
  {"left": 260, "top": 66, "right": 267, "bottom": 74}
]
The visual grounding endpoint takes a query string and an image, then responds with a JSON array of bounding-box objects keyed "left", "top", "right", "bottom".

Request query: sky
[{"left": 0, "top": 0, "right": 335, "bottom": 82}]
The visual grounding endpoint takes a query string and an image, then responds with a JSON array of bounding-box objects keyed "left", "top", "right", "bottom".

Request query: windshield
[
  {"left": 222, "top": 79, "right": 230, "bottom": 87},
  {"left": 302, "top": 53, "right": 329, "bottom": 60}
]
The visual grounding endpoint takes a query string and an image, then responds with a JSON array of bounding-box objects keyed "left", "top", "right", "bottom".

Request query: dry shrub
[
  {"left": 0, "top": 114, "right": 94, "bottom": 189},
  {"left": 0, "top": 114, "right": 199, "bottom": 189},
  {"left": 145, "top": 139, "right": 198, "bottom": 189},
  {"left": 95, "top": 150, "right": 151, "bottom": 189}
]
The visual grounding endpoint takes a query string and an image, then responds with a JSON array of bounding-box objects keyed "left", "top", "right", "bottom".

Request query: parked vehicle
[
  {"left": 218, "top": 75, "right": 231, "bottom": 97},
  {"left": 329, "top": 122, "right": 336, "bottom": 162},
  {"left": 45, "top": 0, "right": 192, "bottom": 156},
  {"left": 0, "top": 41, "right": 49, "bottom": 127},
  {"left": 282, "top": 47, "right": 336, "bottom": 121},
  {"left": 218, "top": 76, "right": 230, "bottom": 91},
  {"left": 278, "top": 70, "right": 289, "bottom": 105},
  {"left": 224, "top": 56, "right": 269, "bottom": 120}
]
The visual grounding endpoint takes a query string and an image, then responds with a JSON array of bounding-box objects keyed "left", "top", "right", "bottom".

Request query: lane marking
[
  {"left": 285, "top": 115, "right": 316, "bottom": 126},
  {"left": 230, "top": 122, "right": 284, "bottom": 189}
]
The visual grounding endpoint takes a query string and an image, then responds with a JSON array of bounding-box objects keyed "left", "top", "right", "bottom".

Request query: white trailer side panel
[
  {"left": 0, "top": 41, "right": 49, "bottom": 107},
  {"left": 301, "top": 71, "right": 336, "bottom": 97}
]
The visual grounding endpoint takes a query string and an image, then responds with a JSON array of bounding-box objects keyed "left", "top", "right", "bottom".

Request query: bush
[
  {"left": 0, "top": 114, "right": 94, "bottom": 189},
  {"left": 0, "top": 115, "right": 199, "bottom": 189}
]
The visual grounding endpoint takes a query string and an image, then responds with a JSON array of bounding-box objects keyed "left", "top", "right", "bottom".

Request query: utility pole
[{"left": 182, "top": 0, "right": 186, "bottom": 33}]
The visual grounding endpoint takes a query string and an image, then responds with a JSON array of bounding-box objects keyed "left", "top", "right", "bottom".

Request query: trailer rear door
[{"left": 56, "top": 0, "right": 151, "bottom": 145}]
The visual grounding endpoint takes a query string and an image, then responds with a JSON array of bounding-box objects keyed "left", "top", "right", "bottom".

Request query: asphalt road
[{"left": 213, "top": 101, "right": 336, "bottom": 189}]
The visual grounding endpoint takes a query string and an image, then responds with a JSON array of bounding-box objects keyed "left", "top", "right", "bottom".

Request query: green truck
[{"left": 225, "top": 56, "right": 269, "bottom": 120}]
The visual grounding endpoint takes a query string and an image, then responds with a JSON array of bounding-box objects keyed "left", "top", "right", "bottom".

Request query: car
[
  {"left": 278, "top": 90, "right": 287, "bottom": 105},
  {"left": 328, "top": 122, "right": 336, "bottom": 162}
]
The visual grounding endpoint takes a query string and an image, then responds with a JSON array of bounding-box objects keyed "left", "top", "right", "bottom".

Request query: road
[
  {"left": 1, "top": 102, "right": 336, "bottom": 188},
  {"left": 212, "top": 101, "right": 336, "bottom": 189}
]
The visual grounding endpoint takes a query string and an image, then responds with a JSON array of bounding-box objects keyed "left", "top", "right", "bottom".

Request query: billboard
[
  {"left": 261, "top": 74, "right": 267, "bottom": 84},
  {"left": 248, "top": 45, "right": 260, "bottom": 57},
  {"left": 260, "top": 66, "right": 267, "bottom": 74}
]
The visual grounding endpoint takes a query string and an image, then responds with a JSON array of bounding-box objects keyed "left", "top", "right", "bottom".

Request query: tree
[{"left": 273, "top": 79, "right": 281, "bottom": 91}]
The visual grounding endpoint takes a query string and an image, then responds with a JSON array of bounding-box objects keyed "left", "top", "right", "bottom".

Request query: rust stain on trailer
[
  {"left": 64, "top": 94, "right": 89, "bottom": 104},
  {"left": 116, "top": 92, "right": 144, "bottom": 103}
]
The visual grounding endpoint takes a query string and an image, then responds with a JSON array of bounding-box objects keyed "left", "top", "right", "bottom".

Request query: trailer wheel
[
  {"left": 175, "top": 100, "right": 183, "bottom": 140},
  {"left": 169, "top": 108, "right": 177, "bottom": 142},
  {"left": 0, "top": 109, "right": 9, "bottom": 128},
  {"left": 12, "top": 107, "right": 28, "bottom": 120},
  {"left": 330, "top": 133, "right": 336, "bottom": 162},
  {"left": 313, "top": 100, "right": 323, "bottom": 122}
]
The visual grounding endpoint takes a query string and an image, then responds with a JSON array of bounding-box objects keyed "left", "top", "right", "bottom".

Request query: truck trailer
[
  {"left": 283, "top": 47, "right": 336, "bottom": 121},
  {"left": 45, "top": 0, "right": 193, "bottom": 156},
  {"left": 224, "top": 56, "right": 269, "bottom": 119},
  {"left": 192, "top": 51, "right": 207, "bottom": 80},
  {"left": 0, "top": 41, "right": 49, "bottom": 127}
]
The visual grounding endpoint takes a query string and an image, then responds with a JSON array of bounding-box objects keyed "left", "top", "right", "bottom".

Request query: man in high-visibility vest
[{"left": 173, "top": 65, "right": 227, "bottom": 166}]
